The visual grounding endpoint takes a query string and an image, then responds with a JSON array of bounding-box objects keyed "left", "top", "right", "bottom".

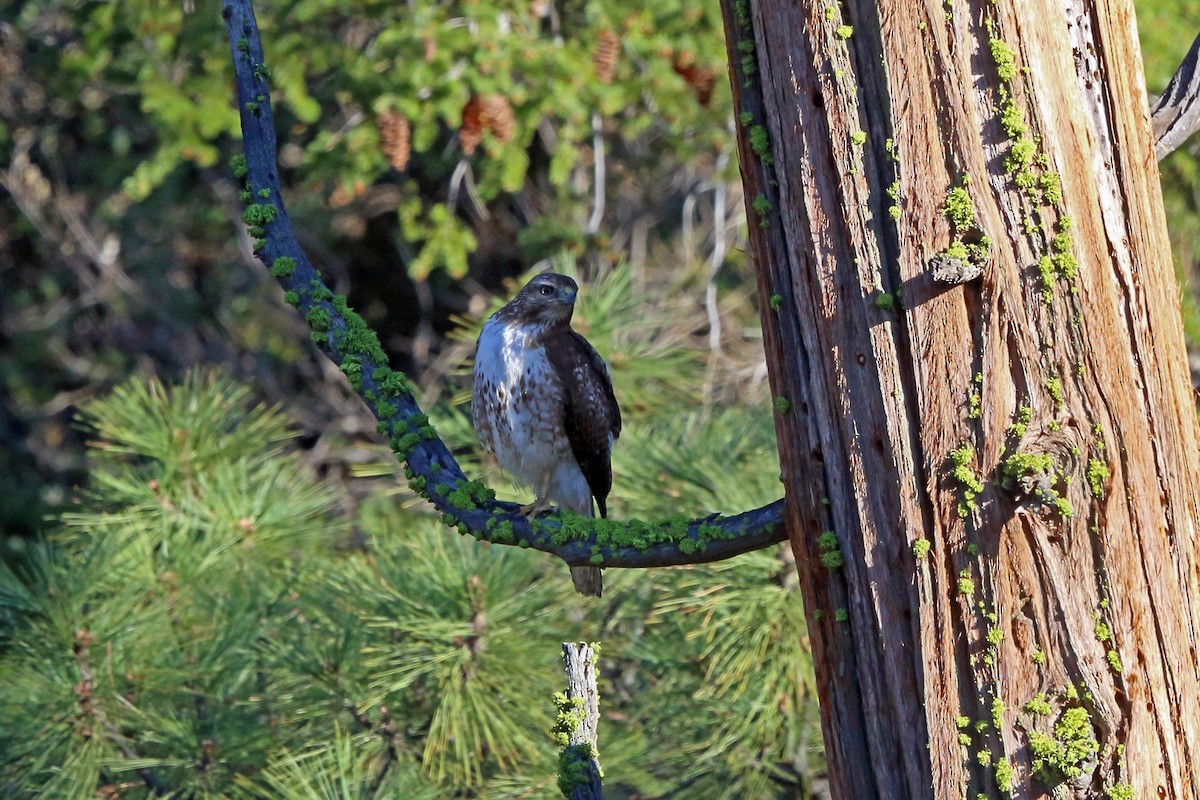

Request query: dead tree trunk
[{"left": 720, "top": 0, "right": 1200, "bottom": 797}]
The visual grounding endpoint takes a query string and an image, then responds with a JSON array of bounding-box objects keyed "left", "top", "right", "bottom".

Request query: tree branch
[
  {"left": 554, "top": 643, "right": 602, "bottom": 800},
  {"left": 1151, "top": 32, "right": 1200, "bottom": 160},
  {"left": 220, "top": 0, "right": 785, "bottom": 570}
]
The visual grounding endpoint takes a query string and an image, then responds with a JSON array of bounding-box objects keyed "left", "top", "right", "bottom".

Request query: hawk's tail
[{"left": 570, "top": 565, "right": 603, "bottom": 597}]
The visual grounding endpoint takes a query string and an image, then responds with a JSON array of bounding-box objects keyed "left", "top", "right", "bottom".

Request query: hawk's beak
[{"left": 560, "top": 289, "right": 577, "bottom": 305}]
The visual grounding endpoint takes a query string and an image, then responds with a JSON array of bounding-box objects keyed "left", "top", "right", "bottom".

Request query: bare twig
[
  {"left": 1151, "top": 32, "right": 1200, "bottom": 160},
  {"left": 554, "top": 643, "right": 602, "bottom": 800},
  {"left": 344, "top": 701, "right": 405, "bottom": 793},
  {"left": 701, "top": 148, "right": 732, "bottom": 412},
  {"left": 74, "top": 630, "right": 170, "bottom": 796},
  {"left": 586, "top": 112, "right": 606, "bottom": 235},
  {"left": 221, "top": 0, "right": 785, "bottom": 571},
  {"left": 447, "top": 158, "right": 489, "bottom": 221},
  {"left": 0, "top": 132, "right": 138, "bottom": 309},
  {"left": 706, "top": 151, "right": 730, "bottom": 357}
]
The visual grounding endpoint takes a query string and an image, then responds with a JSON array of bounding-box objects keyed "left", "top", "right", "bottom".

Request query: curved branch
[
  {"left": 1151, "top": 32, "right": 1200, "bottom": 160},
  {"left": 221, "top": 0, "right": 785, "bottom": 569}
]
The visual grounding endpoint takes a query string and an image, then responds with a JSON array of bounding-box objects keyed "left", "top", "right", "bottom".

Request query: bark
[
  {"left": 557, "top": 643, "right": 602, "bottom": 800},
  {"left": 1151, "top": 33, "right": 1200, "bottom": 160},
  {"left": 720, "top": 1, "right": 1200, "bottom": 798}
]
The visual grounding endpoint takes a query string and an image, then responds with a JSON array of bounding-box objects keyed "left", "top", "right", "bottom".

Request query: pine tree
[{"left": 0, "top": 267, "right": 828, "bottom": 798}]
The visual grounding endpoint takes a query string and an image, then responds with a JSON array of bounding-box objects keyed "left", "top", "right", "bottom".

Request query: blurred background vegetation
[{"left": 0, "top": 0, "right": 1195, "bottom": 797}]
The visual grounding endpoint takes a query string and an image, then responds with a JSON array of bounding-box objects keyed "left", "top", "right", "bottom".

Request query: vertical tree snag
[{"left": 721, "top": 1, "right": 1200, "bottom": 798}]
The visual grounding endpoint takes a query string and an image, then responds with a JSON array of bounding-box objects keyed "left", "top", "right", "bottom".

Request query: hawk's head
[{"left": 502, "top": 273, "right": 578, "bottom": 328}]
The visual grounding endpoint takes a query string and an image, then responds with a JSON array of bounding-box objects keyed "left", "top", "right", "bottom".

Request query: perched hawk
[{"left": 472, "top": 273, "right": 621, "bottom": 597}]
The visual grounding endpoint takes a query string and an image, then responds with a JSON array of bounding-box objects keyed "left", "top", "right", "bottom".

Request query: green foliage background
[
  {"left": 0, "top": 0, "right": 1197, "bottom": 796},
  {"left": 0, "top": 0, "right": 749, "bottom": 535},
  {"left": 0, "top": 363, "right": 817, "bottom": 797}
]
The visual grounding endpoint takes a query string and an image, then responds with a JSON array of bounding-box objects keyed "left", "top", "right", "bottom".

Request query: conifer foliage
[{"left": 0, "top": 347, "right": 824, "bottom": 797}]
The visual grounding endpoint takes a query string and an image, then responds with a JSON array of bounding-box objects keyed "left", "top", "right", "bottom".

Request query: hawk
[{"left": 472, "top": 273, "right": 621, "bottom": 597}]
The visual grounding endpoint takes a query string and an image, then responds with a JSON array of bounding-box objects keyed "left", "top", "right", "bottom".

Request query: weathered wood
[
  {"left": 720, "top": 0, "right": 1200, "bottom": 797},
  {"left": 555, "top": 643, "right": 602, "bottom": 800},
  {"left": 1151, "top": 33, "right": 1200, "bottom": 160}
]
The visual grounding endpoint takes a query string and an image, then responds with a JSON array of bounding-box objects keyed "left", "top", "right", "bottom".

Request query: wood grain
[{"left": 721, "top": 0, "right": 1200, "bottom": 796}]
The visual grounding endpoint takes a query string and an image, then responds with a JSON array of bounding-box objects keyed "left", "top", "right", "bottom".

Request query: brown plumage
[{"left": 471, "top": 273, "right": 621, "bottom": 596}]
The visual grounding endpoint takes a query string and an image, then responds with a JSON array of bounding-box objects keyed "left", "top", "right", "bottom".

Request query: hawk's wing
[{"left": 545, "top": 330, "right": 621, "bottom": 517}]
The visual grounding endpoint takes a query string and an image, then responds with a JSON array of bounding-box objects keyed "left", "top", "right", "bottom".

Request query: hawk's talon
[{"left": 520, "top": 498, "right": 553, "bottom": 518}]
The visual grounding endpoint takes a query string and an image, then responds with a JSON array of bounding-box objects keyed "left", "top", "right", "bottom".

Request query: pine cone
[
  {"left": 593, "top": 30, "right": 620, "bottom": 84},
  {"left": 672, "top": 53, "right": 717, "bottom": 107},
  {"left": 460, "top": 95, "right": 515, "bottom": 154},
  {"left": 460, "top": 96, "right": 485, "bottom": 155},
  {"left": 481, "top": 95, "right": 515, "bottom": 144},
  {"left": 376, "top": 111, "right": 411, "bottom": 171}
]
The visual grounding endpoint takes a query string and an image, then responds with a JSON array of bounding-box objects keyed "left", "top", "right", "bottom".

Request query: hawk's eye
[{"left": 538, "top": 285, "right": 554, "bottom": 296}]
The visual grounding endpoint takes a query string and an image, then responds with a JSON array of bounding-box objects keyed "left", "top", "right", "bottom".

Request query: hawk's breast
[{"left": 472, "top": 317, "right": 572, "bottom": 488}]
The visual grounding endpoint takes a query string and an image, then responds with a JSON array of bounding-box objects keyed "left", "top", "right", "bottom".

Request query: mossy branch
[
  {"left": 221, "top": 0, "right": 786, "bottom": 570},
  {"left": 554, "top": 643, "right": 602, "bottom": 799}
]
